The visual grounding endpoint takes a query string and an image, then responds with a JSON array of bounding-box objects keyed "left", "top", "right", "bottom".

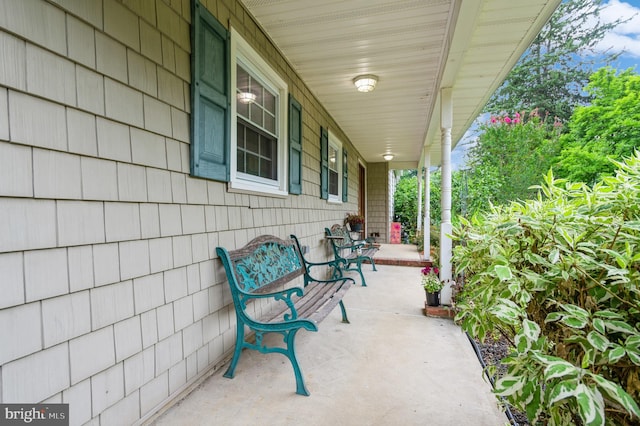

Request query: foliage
[
  {"left": 485, "top": 0, "right": 624, "bottom": 125},
  {"left": 344, "top": 213, "right": 364, "bottom": 225},
  {"left": 428, "top": 170, "right": 467, "bottom": 224},
  {"left": 411, "top": 230, "right": 424, "bottom": 253},
  {"left": 452, "top": 154, "right": 640, "bottom": 425},
  {"left": 556, "top": 67, "right": 640, "bottom": 185},
  {"left": 463, "top": 111, "right": 562, "bottom": 214},
  {"left": 393, "top": 173, "right": 419, "bottom": 236},
  {"left": 421, "top": 265, "right": 443, "bottom": 293}
]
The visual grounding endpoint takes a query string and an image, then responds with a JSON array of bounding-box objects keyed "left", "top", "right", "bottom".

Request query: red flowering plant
[{"left": 421, "top": 265, "right": 443, "bottom": 293}]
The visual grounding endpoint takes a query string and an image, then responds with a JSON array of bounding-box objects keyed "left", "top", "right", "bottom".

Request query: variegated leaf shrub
[{"left": 452, "top": 153, "right": 640, "bottom": 425}]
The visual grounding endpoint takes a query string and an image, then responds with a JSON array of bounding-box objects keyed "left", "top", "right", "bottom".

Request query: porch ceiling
[{"left": 239, "top": 0, "right": 560, "bottom": 168}]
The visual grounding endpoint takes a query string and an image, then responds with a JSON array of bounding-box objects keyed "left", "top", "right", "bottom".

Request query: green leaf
[
  {"left": 593, "top": 310, "right": 623, "bottom": 320},
  {"left": 592, "top": 318, "right": 606, "bottom": 334},
  {"left": 576, "top": 384, "right": 605, "bottom": 426},
  {"left": 561, "top": 316, "right": 589, "bottom": 329},
  {"left": 561, "top": 304, "right": 590, "bottom": 321},
  {"left": 494, "top": 265, "right": 513, "bottom": 281},
  {"left": 488, "top": 298, "right": 521, "bottom": 325},
  {"left": 515, "top": 332, "right": 530, "bottom": 354},
  {"left": 525, "top": 385, "right": 543, "bottom": 421},
  {"left": 605, "top": 320, "right": 637, "bottom": 334},
  {"left": 545, "top": 312, "right": 564, "bottom": 323},
  {"left": 549, "top": 248, "right": 560, "bottom": 264},
  {"left": 625, "top": 334, "right": 640, "bottom": 349},
  {"left": 494, "top": 374, "right": 526, "bottom": 397},
  {"left": 586, "top": 331, "right": 610, "bottom": 352},
  {"left": 522, "top": 319, "right": 541, "bottom": 342},
  {"left": 544, "top": 360, "right": 579, "bottom": 381},
  {"left": 590, "top": 374, "right": 640, "bottom": 418},
  {"left": 607, "top": 345, "right": 626, "bottom": 364},
  {"left": 627, "top": 350, "right": 640, "bottom": 366},
  {"left": 549, "top": 379, "right": 578, "bottom": 404}
]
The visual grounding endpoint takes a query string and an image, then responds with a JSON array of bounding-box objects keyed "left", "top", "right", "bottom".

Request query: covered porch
[{"left": 147, "top": 262, "right": 505, "bottom": 425}]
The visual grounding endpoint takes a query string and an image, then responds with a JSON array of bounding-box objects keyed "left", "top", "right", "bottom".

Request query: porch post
[
  {"left": 416, "top": 173, "right": 422, "bottom": 232},
  {"left": 423, "top": 151, "right": 431, "bottom": 261},
  {"left": 439, "top": 88, "right": 453, "bottom": 305}
]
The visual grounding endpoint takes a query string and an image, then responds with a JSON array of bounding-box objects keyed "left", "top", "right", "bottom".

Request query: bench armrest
[{"left": 244, "top": 286, "right": 304, "bottom": 320}]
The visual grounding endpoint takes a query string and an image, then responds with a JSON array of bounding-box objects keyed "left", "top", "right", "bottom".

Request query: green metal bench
[
  {"left": 325, "top": 224, "right": 378, "bottom": 286},
  {"left": 215, "top": 234, "right": 354, "bottom": 396}
]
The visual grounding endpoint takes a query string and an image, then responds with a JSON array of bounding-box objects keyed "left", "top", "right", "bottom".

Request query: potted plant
[
  {"left": 421, "top": 265, "right": 443, "bottom": 306},
  {"left": 344, "top": 213, "right": 365, "bottom": 232}
]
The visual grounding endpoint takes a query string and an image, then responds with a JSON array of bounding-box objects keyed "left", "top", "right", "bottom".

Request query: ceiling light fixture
[
  {"left": 383, "top": 154, "right": 394, "bottom": 161},
  {"left": 353, "top": 74, "right": 378, "bottom": 93},
  {"left": 237, "top": 92, "right": 257, "bottom": 104}
]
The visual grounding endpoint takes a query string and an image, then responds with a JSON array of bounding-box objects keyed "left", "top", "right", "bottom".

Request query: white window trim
[
  {"left": 328, "top": 130, "right": 343, "bottom": 204},
  {"left": 229, "top": 27, "right": 289, "bottom": 197}
]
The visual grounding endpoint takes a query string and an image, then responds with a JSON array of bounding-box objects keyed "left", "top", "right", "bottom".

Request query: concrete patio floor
[{"left": 149, "top": 254, "right": 506, "bottom": 425}]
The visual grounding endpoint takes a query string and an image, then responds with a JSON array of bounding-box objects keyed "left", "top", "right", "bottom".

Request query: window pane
[
  {"left": 246, "top": 128, "right": 259, "bottom": 154},
  {"left": 263, "top": 90, "right": 275, "bottom": 114},
  {"left": 246, "top": 153, "right": 259, "bottom": 176},
  {"left": 250, "top": 103, "right": 263, "bottom": 127},
  {"left": 329, "top": 145, "right": 338, "bottom": 172},
  {"left": 329, "top": 170, "right": 339, "bottom": 195},
  {"left": 237, "top": 120, "right": 277, "bottom": 180},
  {"left": 264, "top": 113, "right": 275, "bottom": 133}
]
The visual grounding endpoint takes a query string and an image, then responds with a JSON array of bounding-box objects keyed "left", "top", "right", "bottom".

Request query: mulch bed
[{"left": 473, "top": 335, "right": 529, "bottom": 426}]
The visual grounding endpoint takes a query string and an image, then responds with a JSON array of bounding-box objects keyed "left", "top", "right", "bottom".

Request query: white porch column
[
  {"left": 440, "top": 88, "right": 453, "bottom": 305},
  {"left": 423, "top": 151, "right": 431, "bottom": 261},
  {"left": 416, "top": 173, "right": 422, "bottom": 232}
]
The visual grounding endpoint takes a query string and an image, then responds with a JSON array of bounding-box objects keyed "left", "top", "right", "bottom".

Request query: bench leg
[
  {"left": 284, "top": 329, "right": 311, "bottom": 396},
  {"left": 370, "top": 258, "right": 377, "bottom": 271},
  {"left": 223, "top": 322, "right": 245, "bottom": 379},
  {"left": 339, "top": 300, "right": 350, "bottom": 324},
  {"left": 354, "top": 261, "right": 368, "bottom": 287}
]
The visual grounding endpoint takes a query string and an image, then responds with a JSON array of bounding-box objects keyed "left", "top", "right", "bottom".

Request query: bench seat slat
[{"left": 262, "top": 280, "right": 351, "bottom": 325}]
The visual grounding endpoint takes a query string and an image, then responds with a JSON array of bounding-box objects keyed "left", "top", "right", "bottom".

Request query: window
[
  {"left": 229, "top": 28, "right": 288, "bottom": 196},
  {"left": 320, "top": 127, "right": 347, "bottom": 203},
  {"left": 329, "top": 143, "right": 339, "bottom": 198},
  {"left": 191, "top": 4, "right": 302, "bottom": 197}
]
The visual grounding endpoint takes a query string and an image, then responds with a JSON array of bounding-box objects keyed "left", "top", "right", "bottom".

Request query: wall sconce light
[
  {"left": 237, "top": 92, "right": 257, "bottom": 104},
  {"left": 353, "top": 74, "right": 378, "bottom": 92},
  {"left": 383, "top": 154, "right": 394, "bottom": 161}
]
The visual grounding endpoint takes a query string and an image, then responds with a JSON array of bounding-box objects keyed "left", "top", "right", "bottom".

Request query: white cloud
[{"left": 593, "top": 0, "right": 640, "bottom": 58}]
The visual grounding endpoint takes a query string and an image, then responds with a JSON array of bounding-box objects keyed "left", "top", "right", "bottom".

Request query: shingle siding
[{"left": 0, "top": 0, "right": 374, "bottom": 423}]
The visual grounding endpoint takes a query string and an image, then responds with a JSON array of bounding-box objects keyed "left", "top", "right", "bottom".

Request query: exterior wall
[
  {"left": 366, "top": 162, "right": 389, "bottom": 243},
  {"left": 0, "top": 0, "right": 367, "bottom": 424}
]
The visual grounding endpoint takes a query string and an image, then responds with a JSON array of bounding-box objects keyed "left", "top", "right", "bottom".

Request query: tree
[
  {"left": 462, "top": 111, "right": 561, "bottom": 215},
  {"left": 555, "top": 67, "right": 640, "bottom": 184},
  {"left": 485, "top": 0, "right": 624, "bottom": 124}
]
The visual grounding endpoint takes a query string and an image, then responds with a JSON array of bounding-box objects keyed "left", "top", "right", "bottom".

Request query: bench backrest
[
  {"left": 216, "top": 235, "right": 305, "bottom": 297},
  {"left": 329, "top": 224, "right": 350, "bottom": 241}
]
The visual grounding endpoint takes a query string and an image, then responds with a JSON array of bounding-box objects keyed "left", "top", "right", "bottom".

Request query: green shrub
[{"left": 452, "top": 153, "right": 640, "bottom": 426}]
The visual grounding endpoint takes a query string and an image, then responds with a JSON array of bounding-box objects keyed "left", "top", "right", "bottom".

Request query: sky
[{"left": 450, "top": 0, "right": 640, "bottom": 170}]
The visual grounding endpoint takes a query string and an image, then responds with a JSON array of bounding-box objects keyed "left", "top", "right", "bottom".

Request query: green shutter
[
  {"left": 320, "top": 127, "right": 328, "bottom": 199},
  {"left": 190, "top": 0, "right": 230, "bottom": 181},
  {"left": 288, "top": 95, "right": 302, "bottom": 195},
  {"left": 342, "top": 149, "right": 348, "bottom": 202}
]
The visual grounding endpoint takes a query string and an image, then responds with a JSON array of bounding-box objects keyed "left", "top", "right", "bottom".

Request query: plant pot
[
  {"left": 350, "top": 223, "right": 363, "bottom": 232},
  {"left": 425, "top": 291, "right": 440, "bottom": 307}
]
